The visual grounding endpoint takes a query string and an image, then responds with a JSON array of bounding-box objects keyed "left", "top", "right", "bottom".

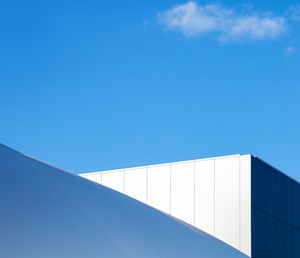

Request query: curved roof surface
[{"left": 0, "top": 144, "right": 247, "bottom": 258}]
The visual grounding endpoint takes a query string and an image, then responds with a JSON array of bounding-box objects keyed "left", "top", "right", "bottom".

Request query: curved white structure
[{"left": 0, "top": 144, "right": 247, "bottom": 258}]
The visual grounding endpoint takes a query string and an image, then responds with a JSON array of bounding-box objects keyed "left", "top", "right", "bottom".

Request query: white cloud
[
  {"left": 159, "top": 2, "right": 286, "bottom": 42},
  {"left": 225, "top": 16, "right": 285, "bottom": 40},
  {"left": 283, "top": 46, "right": 297, "bottom": 56},
  {"left": 158, "top": 2, "right": 232, "bottom": 37},
  {"left": 288, "top": 5, "right": 300, "bottom": 21}
]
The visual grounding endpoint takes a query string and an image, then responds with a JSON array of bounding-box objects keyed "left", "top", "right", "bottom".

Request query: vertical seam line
[
  {"left": 146, "top": 166, "right": 148, "bottom": 204},
  {"left": 123, "top": 168, "right": 125, "bottom": 193}
]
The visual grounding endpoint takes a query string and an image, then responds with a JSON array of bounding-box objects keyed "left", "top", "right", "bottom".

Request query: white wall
[
  {"left": 80, "top": 154, "right": 251, "bottom": 257},
  {"left": 147, "top": 163, "right": 171, "bottom": 213},
  {"left": 124, "top": 167, "right": 147, "bottom": 203},
  {"left": 215, "top": 156, "right": 240, "bottom": 249},
  {"left": 170, "top": 161, "right": 195, "bottom": 225},
  {"left": 240, "top": 155, "right": 251, "bottom": 256},
  {"left": 194, "top": 158, "right": 215, "bottom": 236}
]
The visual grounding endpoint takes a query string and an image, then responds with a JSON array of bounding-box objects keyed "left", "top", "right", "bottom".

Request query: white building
[{"left": 81, "top": 154, "right": 300, "bottom": 258}]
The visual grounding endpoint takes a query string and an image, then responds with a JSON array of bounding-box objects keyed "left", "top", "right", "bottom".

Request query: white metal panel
[
  {"left": 194, "top": 159, "right": 214, "bottom": 235},
  {"left": 240, "top": 155, "right": 251, "bottom": 256},
  {"left": 79, "top": 154, "right": 253, "bottom": 257},
  {"left": 171, "top": 161, "right": 194, "bottom": 225},
  {"left": 215, "top": 156, "right": 240, "bottom": 249},
  {"left": 147, "top": 164, "right": 170, "bottom": 213},
  {"left": 81, "top": 172, "right": 102, "bottom": 184},
  {"left": 124, "top": 167, "right": 147, "bottom": 203},
  {"left": 102, "top": 169, "right": 124, "bottom": 193}
]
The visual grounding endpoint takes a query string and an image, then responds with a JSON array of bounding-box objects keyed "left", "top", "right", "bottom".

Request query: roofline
[
  {"left": 251, "top": 155, "right": 299, "bottom": 185},
  {"left": 80, "top": 154, "right": 252, "bottom": 175}
]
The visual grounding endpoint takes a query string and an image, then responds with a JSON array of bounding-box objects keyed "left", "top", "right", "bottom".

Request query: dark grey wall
[{"left": 251, "top": 156, "right": 300, "bottom": 258}]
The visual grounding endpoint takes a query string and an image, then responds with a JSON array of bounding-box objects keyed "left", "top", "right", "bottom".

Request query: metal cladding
[
  {"left": 0, "top": 144, "right": 247, "bottom": 258},
  {"left": 251, "top": 157, "right": 300, "bottom": 258},
  {"left": 81, "top": 155, "right": 300, "bottom": 258}
]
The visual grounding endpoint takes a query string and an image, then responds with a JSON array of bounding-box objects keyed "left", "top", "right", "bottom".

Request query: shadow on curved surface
[{"left": 0, "top": 144, "right": 248, "bottom": 258}]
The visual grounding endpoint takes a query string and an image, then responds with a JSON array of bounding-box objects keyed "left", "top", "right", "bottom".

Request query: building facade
[{"left": 81, "top": 155, "right": 300, "bottom": 258}]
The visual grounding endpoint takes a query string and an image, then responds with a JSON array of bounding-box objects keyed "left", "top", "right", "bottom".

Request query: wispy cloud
[
  {"left": 158, "top": 2, "right": 286, "bottom": 42},
  {"left": 283, "top": 46, "right": 297, "bottom": 56},
  {"left": 288, "top": 5, "right": 300, "bottom": 21}
]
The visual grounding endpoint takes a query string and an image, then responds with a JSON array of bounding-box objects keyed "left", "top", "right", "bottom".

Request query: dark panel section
[
  {"left": 277, "top": 218, "right": 284, "bottom": 258},
  {"left": 253, "top": 158, "right": 267, "bottom": 212},
  {"left": 283, "top": 176, "right": 293, "bottom": 226},
  {"left": 283, "top": 177, "right": 294, "bottom": 226},
  {"left": 284, "top": 224, "right": 293, "bottom": 258},
  {"left": 265, "top": 165, "right": 277, "bottom": 218},
  {"left": 276, "top": 172, "right": 284, "bottom": 223},
  {"left": 265, "top": 212, "right": 275, "bottom": 258},
  {"left": 293, "top": 181, "right": 300, "bottom": 230},
  {"left": 251, "top": 207, "right": 257, "bottom": 257},
  {"left": 251, "top": 208, "right": 266, "bottom": 258},
  {"left": 251, "top": 156, "right": 300, "bottom": 258},
  {"left": 294, "top": 230, "right": 300, "bottom": 258}
]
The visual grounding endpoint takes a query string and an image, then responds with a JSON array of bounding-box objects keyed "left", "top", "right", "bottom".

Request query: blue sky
[{"left": 1, "top": 0, "right": 300, "bottom": 181}]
